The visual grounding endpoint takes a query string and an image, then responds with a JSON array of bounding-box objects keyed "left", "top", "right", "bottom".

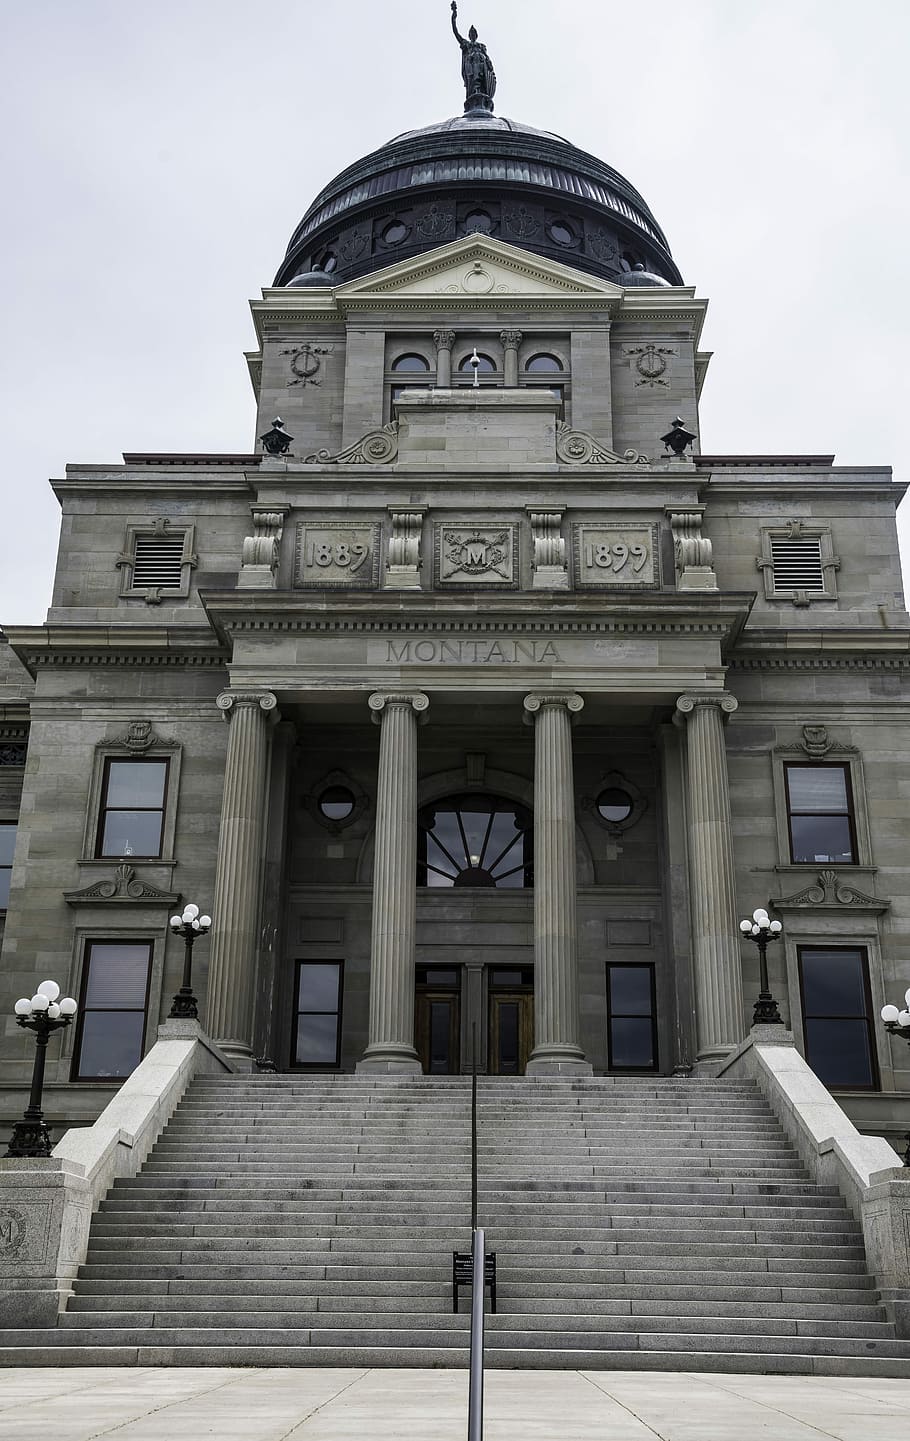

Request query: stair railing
[{"left": 468, "top": 1021, "right": 484, "bottom": 1441}]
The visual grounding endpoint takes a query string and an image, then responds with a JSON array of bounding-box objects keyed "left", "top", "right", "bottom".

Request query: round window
[
  {"left": 382, "top": 221, "right": 408, "bottom": 246},
  {"left": 318, "top": 786, "right": 356, "bottom": 822},
  {"left": 463, "top": 210, "right": 494, "bottom": 234},
  {"left": 596, "top": 787, "right": 634, "bottom": 825},
  {"left": 548, "top": 221, "right": 576, "bottom": 247}
]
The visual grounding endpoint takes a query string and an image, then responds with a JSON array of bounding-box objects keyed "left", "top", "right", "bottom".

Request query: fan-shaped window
[
  {"left": 458, "top": 353, "right": 496, "bottom": 374},
  {"left": 418, "top": 794, "right": 532, "bottom": 889},
  {"left": 525, "top": 354, "right": 563, "bottom": 374},
  {"left": 391, "top": 353, "right": 431, "bottom": 373}
]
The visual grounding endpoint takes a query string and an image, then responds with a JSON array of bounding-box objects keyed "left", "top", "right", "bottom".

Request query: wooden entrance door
[
  {"left": 488, "top": 967, "right": 534, "bottom": 1075},
  {"left": 415, "top": 967, "right": 461, "bottom": 1074}
]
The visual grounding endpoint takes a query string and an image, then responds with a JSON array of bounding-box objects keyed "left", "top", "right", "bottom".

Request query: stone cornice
[
  {"left": 731, "top": 626, "right": 910, "bottom": 669},
  {"left": 5, "top": 625, "right": 228, "bottom": 675}
]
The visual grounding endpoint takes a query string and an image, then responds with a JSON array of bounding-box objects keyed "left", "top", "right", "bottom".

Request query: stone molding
[
  {"left": 668, "top": 510, "right": 718, "bottom": 592},
  {"left": 555, "top": 421, "right": 649, "bottom": 467},
  {"left": 64, "top": 864, "right": 180, "bottom": 907},
  {"left": 527, "top": 509, "right": 568, "bottom": 590},
  {"left": 774, "top": 869, "right": 888, "bottom": 914},
  {"left": 239, "top": 507, "right": 288, "bottom": 588},
  {"left": 776, "top": 724, "right": 857, "bottom": 758},
  {"left": 523, "top": 693, "right": 584, "bottom": 719}
]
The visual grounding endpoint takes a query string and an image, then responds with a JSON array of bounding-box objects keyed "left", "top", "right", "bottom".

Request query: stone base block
[
  {"left": 356, "top": 1057, "right": 423, "bottom": 1075},
  {"left": 526, "top": 1058, "right": 594, "bottom": 1076}
]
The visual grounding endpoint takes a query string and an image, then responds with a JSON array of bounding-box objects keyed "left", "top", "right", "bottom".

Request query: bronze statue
[{"left": 451, "top": 3, "right": 496, "bottom": 113}]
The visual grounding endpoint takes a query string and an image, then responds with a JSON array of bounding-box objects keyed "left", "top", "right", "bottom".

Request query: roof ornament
[{"left": 451, "top": 3, "right": 496, "bottom": 115}]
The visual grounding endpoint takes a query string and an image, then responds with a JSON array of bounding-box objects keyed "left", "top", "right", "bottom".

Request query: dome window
[
  {"left": 458, "top": 352, "right": 496, "bottom": 374},
  {"left": 463, "top": 209, "right": 495, "bottom": 235},
  {"left": 318, "top": 252, "right": 338, "bottom": 274},
  {"left": 381, "top": 220, "right": 409, "bottom": 246},
  {"left": 392, "top": 354, "right": 431, "bottom": 373},
  {"left": 525, "top": 354, "right": 563, "bottom": 374},
  {"left": 547, "top": 219, "right": 577, "bottom": 247}
]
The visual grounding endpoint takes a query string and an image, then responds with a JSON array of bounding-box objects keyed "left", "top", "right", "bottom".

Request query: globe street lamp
[
  {"left": 167, "top": 903, "right": 212, "bottom": 1020},
  {"left": 739, "top": 907, "right": 784, "bottom": 1026},
  {"left": 880, "top": 988, "right": 910, "bottom": 1166},
  {"left": 5, "top": 981, "right": 78, "bottom": 1158}
]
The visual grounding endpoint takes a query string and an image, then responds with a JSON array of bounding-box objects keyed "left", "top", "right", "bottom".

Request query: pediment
[{"left": 335, "top": 236, "right": 623, "bottom": 304}]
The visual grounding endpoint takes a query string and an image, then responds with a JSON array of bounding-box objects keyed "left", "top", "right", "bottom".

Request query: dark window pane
[
  {"left": 526, "top": 354, "right": 563, "bottom": 373},
  {"left": 458, "top": 354, "right": 496, "bottom": 373},
  {"left": 491, "top": 970, "right": 525, "bottom": 987},
  {"left": 498, "top": 1002, "right": 520, "bottom": 1074},
  {"left": 318, "top": 786, "right": 355, "bottom": 821},
  {"left": 608, "top": 966, "right": 652, "bottom": 1016},
  {"left": 0, "top": 824, "right": 16, "bottom": 866},
  {"left": 804, "top": 1019, "right": 874, "bottom": 1088},
  {"left": 391, "top": 353, "right": 430, "bottom": 373},
  {"left": 610, "top": 1017, "right": 655, "bottom": 1069},
  {"left": 801, "top": 949, "right": 866, "bottom": 1015},
  {"left": 100, "top": 810, "right": 164, "bottom": 858},
  {"left": 0, "top": 870, "right": 10, "bottom": 909},
  {"left": 790, "top": 814, "right": 854, "bottom": 864},
  {"left": 787, "top": 767, "right": 848, "bottom": 813},
  {"left": 419, "top": 970, "right": 459, "bottom": 988},
  {"left": 106, "top": 761, "right": 167, "bottom": 809},
  {"left": 84, "top": 944, "right": 151, "bottom": 1009},
  {"left": 298, "top": 963, "right": 341, "bottom": 1012},
  {"left": 78, "top": 1011, "right": 145, "bottom": 1078},
  {"left": 296, "top": 1013, "right": 339, "bottom": 1065},
  {"left": 429, "top": 1001, "right": 452, "bottom": 1073}
]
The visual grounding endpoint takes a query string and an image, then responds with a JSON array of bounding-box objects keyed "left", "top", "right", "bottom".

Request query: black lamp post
[
  {"left": 167, "top": 903, "right": 212, "bottom": 1020},
  {"left": 880, "top": 988, "right": 910, "bottom": 1166},
  {"left": 6, "top": 981, "right": 78, "bottom": 1158},
  {"left": 739, "top": 907, "right": 784, "bottom": 1026}
]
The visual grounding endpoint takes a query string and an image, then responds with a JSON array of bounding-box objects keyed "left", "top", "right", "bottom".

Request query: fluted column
[
  {"left": 675, "top": 691, "right": 743, "bottom": 1063},
  {"left": 206, "top": 690, "right": 279, "bottom": 1062},
  {"left": 523, "top": 693, "right": 592, "bottom": 1074},
  {"left": 358, "top": 691, "right": 429, "bottom": 1073},
  {"left": 434, "top": 329, "right": 456, "bottom": 388},
  {"left": 501, "top": 329, "right": 523, "bottom": 387}
]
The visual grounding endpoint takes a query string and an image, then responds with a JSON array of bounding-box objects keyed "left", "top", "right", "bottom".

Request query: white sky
[{"left": 2, "top": 0, "right": 908, "bottom": 623}]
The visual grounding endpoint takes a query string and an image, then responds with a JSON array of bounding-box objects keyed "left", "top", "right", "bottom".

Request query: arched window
[
  {"left": 418, "top": 793, "right": 532, "bottom": 889},
  {"left": 525, "top": 353, "right": 563, "bottom": 374},
  {"left": 457, "top": 353, "right": 496, "bottom": 374},
  {"left": 391, "top": 353, "right": 431, "bottom": 373}
]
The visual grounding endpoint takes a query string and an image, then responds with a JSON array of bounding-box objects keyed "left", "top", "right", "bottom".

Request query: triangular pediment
[{"left": 335, "top": 235, "right": 623, "bottom": 304}]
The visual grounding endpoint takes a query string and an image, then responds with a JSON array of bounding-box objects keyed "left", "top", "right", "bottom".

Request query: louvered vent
[
  {"left": 131, "top": 534, "right": 185, "bottom": 590},
  {"left": 770, "top": 536, "right": 825, "bottom": 593}
]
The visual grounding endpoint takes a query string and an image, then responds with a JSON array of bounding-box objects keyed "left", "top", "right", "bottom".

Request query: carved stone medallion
[
  {"left": 435, "top": 523, "right": 518, "bottom": 589},
  {"left": 573, "top": 524, "right": 660, "bottom": 589},
  {"left": 281, "top": 343, "right": 333, "bottom": 388},
  {"left": 295, "top": 523, "right": 381, "bottom": 589}
]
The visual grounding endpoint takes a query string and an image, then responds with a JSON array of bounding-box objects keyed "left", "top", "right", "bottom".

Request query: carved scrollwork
[
  {"left": 368, "top": 692, "right": 430, "bottom": 724},
  {"left": 305, "top": 423, "right": 399, "bottom": 466},
  {"left": 777, "top": 725, "right": 857, "bottom": 759},
  {"left": 774, "top": 869, "right": 887, "bottom": 912},
  {"left": 555, "top": 422, "right": 649, "bottom": 466},
  {"left": 216, "top": 691, "right": 279, "bottom": 720},
  {"left": 64, "top": 864, "right": 179, "bottom": 907}
]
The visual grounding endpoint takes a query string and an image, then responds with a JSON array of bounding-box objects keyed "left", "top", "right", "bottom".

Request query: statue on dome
[{"left": 451, "top": 3, "right": 496, "bottom": 114}]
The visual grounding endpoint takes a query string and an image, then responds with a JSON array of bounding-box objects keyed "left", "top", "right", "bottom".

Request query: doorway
[
  {"left": 415, "top": 966, "right": 461, "bottom": 1074},
  {"left": 488, "top": 966, "right": 534, "bottom": 1075}
]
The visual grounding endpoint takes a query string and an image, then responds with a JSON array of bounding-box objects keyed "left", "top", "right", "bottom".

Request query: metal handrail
[{"left": 468, "top": 1021, "right": 484, "bottom": 1441}]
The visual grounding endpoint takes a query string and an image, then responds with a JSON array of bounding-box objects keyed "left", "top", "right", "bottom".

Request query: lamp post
[
  {"left": 167, "top": 903, "right": 212, "bottom": 1020},
  {"left": 739, "top": 907, "right": 784, "bottom": 1026},
  {"left": 880, "top": 988, "right": 910, "bottom": 1166},
  {"left": 5, "top": 981, "right": 78, "bottom": 1158}
]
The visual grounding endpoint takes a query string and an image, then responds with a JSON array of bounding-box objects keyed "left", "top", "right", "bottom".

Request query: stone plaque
[
  {"left": 295, "top": 523, "right": 380, "bottom": 589},
  {"left": 435, "top": 523, "right": 518, "bottom": 589},
  {"left": 573, "top": 524, "right": 659, "bottom": 589}
]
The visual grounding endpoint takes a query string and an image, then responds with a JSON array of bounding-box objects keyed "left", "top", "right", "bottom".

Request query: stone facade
[{"left": 1, "top": 221, "right": 908, "bottom": 1142}]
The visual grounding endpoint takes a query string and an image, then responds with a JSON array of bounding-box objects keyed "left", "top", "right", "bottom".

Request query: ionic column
[
  {"left": 358, "top": 691, "right": 429, "bottom": 1073},
  {"left": 675, "top": 692, "right": 743, "bottom": 1063},
  {"left": 523, "top": 693, "right": 592, "bottom": 1074},
  {"left": 501, "top": 329, "right": 523, "bottom": 387},
  {"left": 434, "top": 329, "right": 456, "bottom": 388},
  {"left": 206, "top": 690, "right": 279, "bottom": 1062}
]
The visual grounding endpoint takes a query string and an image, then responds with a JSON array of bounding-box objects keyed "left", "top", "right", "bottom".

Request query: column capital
[
  {"left": 675, "top": 691, "right": 738, "bottom": 722},
  {"left": 500, "top": 328, "right": 524, "bottom": 349},
  {"left": 216, "top": 690, "right": 280, "bottom": 722},
  {"left": 433, "top": 328, "right": 456, "bottom": 350},
  {"left": 523, "top": 692, "right": 584, "bottom": 722},
  {"left": 368, "top": 691, "right": 430, "bottom": 726}
]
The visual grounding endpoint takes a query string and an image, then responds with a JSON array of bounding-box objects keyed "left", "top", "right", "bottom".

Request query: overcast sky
[{"left": 2, "top": 0, "right": 908, "bottom": 623}]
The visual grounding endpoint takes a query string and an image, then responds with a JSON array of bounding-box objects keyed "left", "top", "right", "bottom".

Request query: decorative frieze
[
  {"left": 527, "top": 509, "right": 568, "bottom": 590},
  {"left": 385, "top": 509, "right": 425, "bottom": 590},
  {"left": 774, "top": 869, "right": 888, "bottom": 913},
  {"left": 295, "top": 523, "right": 381, "bottom": 589},
  {"left": 435, "top": 523, "right": 518, "bottom": 589},
  {"left": 668, "top": 510, "right": 717, "bottom": 592},
  {"left": 573, "top": 523, "right": 659, "bottom": 589}
]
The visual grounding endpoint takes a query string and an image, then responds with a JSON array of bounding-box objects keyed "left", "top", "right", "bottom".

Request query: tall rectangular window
[
  {"left": 293, "top": 961, "right": 343, "bottom": 1067},
  {"left": 798, "top": 946, "right": 877, "bottom": 1090},
  {"left": 606, "top": 963, "right": 657, "bottom": 1071},
  {"left": 784, "top": 763, "right": 856, "bottom": 864},
  {"left": 0, "top": 823, "right": 15, "bottom": 910},
  {"left": 96, "top": 758, "right": 168, "bottom": 859},
  {"left": 73, "top": 940, "right": 153, "bottom": 1080}
]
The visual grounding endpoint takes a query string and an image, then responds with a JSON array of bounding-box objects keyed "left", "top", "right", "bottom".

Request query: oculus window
[
  {"left": 606, "top": 964, "right": 658, "bottom": 1071},
  {"left": 73, "top": 940, "right": 152, "bottom": 1081},
  {"left": 798, "top": 946, "right": 877, "bottom": 1089},
  {"left": 418, "top": 794, "right": 532, "bottom": 889},
  {"left": 0, "top": 822, "right": 15, "bottom": 909},
  {"left": 785, "top": 764, "right": 856, "bottom": 864},
  {"left": 293, "top": 962, "right": 343, "bottom": 1067},
  {"left": 96, "top": 758, "right": 168, "bottom": 859}
]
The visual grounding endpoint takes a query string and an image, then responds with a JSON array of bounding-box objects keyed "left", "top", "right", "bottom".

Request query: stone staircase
[{"left": 3, "top": 1074, "right": 910, "bottom": 1373}]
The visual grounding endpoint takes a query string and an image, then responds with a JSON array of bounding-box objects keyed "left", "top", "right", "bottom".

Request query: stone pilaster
[
  {"left": 358, "top": 691, "right": 429, "bottom": 1073},
  {"left": 434, "top": 329, "right": 456, "bottom": 388},
  {"left": 675, "top": 691, "right": 743, "bottom": 1064},
  {"left": 523, "top": 693, "right": 592, "bottom": 1074},
  {"left": 205, "top": 690, "right": 278, "bottom": 1063},
  {"left": 501, "top": 329, "right": 523, "bottom": 387}
]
